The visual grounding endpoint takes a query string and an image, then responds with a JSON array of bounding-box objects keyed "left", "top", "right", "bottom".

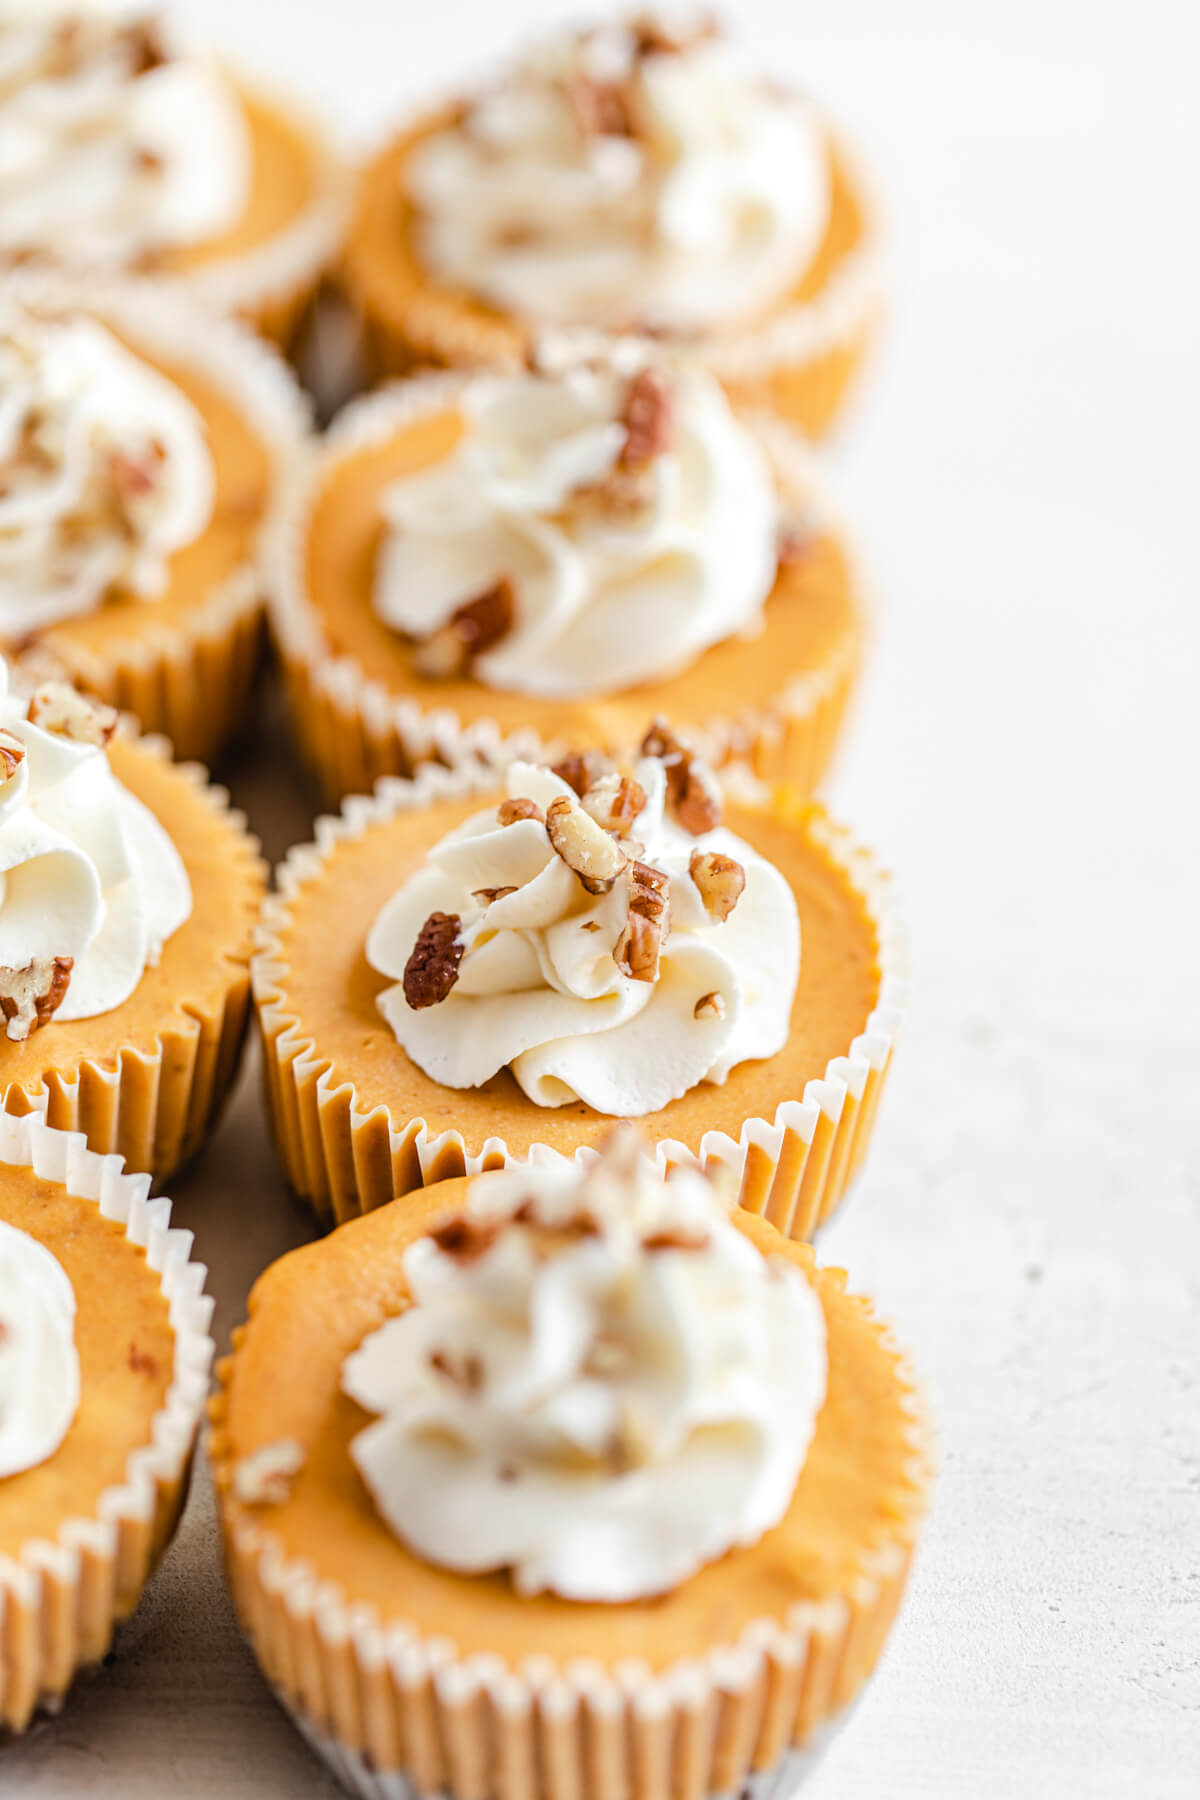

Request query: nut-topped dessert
[
  {"left": 272, "top": 334, "right": 861, "bottom": 798},
  {"left": 0, "top": 654, "right": 263, "bottom": 1180},
  {"left": 344, "top": 10, "right": 876, "bottom": 436},
  {"left": 211, "top": 1135, "right": 931, "bottom": 1799},
  {"left": 0, "top": 1, "right": 346, "bottom": 345},
  {"left": 0, "top": 280, "right": 307, "bottom": 763},
  {"left": 0, "top": 1110, "right": 213, "bottom": 1731},
  {"left": 253, "top": 726, "right": 905, "bottom": 1232}
]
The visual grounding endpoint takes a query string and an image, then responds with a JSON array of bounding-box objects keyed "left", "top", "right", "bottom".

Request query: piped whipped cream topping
[
  {"left": 405, "top": 12, "right": 831, "bottom": 335},
  {"left": 376, "top": 344, "right": 779, "bottom": 699},
  {"left": 0, "top": 301, "right": 215, "bottom": 633},
  {"left": 366, "top": 727, "right": 799, "bottom": 1115},
  {"left": 0, "top": 1216, "right": 80, "bottom": 1479},
  {"left": 0, "top": 1, "right": 250, "bottom": 268},
  {"left": 343, "top": 1136, "right": 828, "bottom": 1601},
  {"left": 0, "top": 662, "right": 191, "bottom": 1037}
]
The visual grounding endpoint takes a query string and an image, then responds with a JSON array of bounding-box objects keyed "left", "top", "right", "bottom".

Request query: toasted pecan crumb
[
  {"left": 631, "top": 10, "right": 720, "bottom": 57},
  {"left": 551, "top": 748, "right": 614, "bottom": 797},
  {"left": 689, "top": 849, "right": 745, "bottom": 923},
  {"left": 0, "top": 955, "right": 73, "bottom": 1042},
  {"left": 619, "top": 368, "right": 674, "bottom": 470},
  {"left": 582, "top": 772, "right": 647, "bottom": 837},
  {"left": 640, "top": 718, "right": 722, "bottom": 833},
  {"left": 546, "top": 794, "right": 628, "bottom": 894},
  {"left": 0, "top": 728, "right": 25, "bottom": 780},
  {"left": 430, "top": 1215, "right": 502, "bottom": 1265},
  {"left": 472, "top": 885, "right": 518, "bottom": 906},
  {"left": 643, "top": 1227, "right": 712, "bottom": 1252},
  {"left": 498, "top": 796, "right": 543, "bottom": 827},
  {"left": 614, "top": 859, "right": 669, "bottom": 982},
  {"left": 694, "top": 989, "right": 727, "bottom": 1021},
  {"left": 567, "top": 72, "right": 633, "bottom": 139},
  {"left": 413, "top": 579, "right": 515, "bottom": 680},
  {"left": 402, "top": 912, "right": 464, "bottom": 1010},
  {"left": 27, "top": 681, "right": 117, "bottom": 746},
  {"left": 429, "top": 1348, "right": 485, "bottom": 1391}
]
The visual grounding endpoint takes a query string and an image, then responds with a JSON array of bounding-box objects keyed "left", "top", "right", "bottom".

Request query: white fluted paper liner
[
  {"left": 2, "top": 270, "right": 311, "bottom": 764},
  {"left": 252, "top": 757, "right": 907, "bottom": 1231},
  {"left": 3, "top": 718, "right": 265, "bottom": 1184},
  {"left": 0, "top": 1111, "right": 214, "bottom": 1732},
  {"left": 211, "top": 1249, "right": 931, "bottom": 1800},
  {"left": 268, "top": 372, "right": 865, "bottom": 802}
]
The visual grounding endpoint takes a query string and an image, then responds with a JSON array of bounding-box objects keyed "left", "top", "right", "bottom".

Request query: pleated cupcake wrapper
[
  {"left": 209, "top": 1307, "right": 930, "bottom": 1800},
  {"left": 252, "top": 761, "right": 907, "bottom": 1233},
  {"left": 3, "top": 726, "right": 265, "bottom": 1186},
  {"left": 4, "top": 270, "right": 311, "bottom": 767},
  {"left": 268, "top": 374, "right": 865, "bottom": 804},
  {"left": 0, "top": 1111, "right": 214, "bottom": 1732},
  {"left": 180, "top": 73, "right": 351, "bottom": 350}
]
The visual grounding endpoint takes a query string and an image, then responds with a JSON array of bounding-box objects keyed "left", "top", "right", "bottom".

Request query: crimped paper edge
[
  {"left": 2, "top": 719, "right": 267, "bottom": 1184},
  {"left": 3, "top": 269, "right": 311, "bottom": 763},
  {"left": 267, "top": 372, "right": 866, "bottom": 800},
  {"left": 0, "top": 1110, "right": 215, "bottom": 1731},
  {"left": 209, "top": 1254, "right": 932, "bottom": 1793},
  {"left": 251, "top": 758, "right": 908, "bottom": 1233}
]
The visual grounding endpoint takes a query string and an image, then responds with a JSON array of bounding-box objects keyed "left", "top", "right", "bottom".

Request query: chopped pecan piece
[
  {"left": 27, "top": 681, "right": 117, "bottom": 747},
  {"left": 431, "top": 1215, "right": 502, "bottom": 1265},
  {"left": 473, "top": 885, "right": 518, "bottom": 906},
  {"left": 643, "top": 1227, "right": 712, "bottom": 1252},
  {"left": 551, "top": 748, "right": 614, "bottom": 796},
  {"left": 631, "top": 11, "right": 719, "bottom": 57},
  {"left": 689, "top": 850, "right": 745, "bottom": 924},
  {"left": 402, "top": 912, "right": 464, "bottom": 1010},
  {"left": 614, "top": 860, "right": 669, "bottom": 982},
  {"left": 619, "top": 368, "right": 675, "bottom": 469},
  {"left": 582, "top": 772, "right": 647, "bottom": 837},
  {"left": 126, "top": 20, "right": 168, "bottom": 75},
  {"left": 429, "top": 1348, "right": 485, "bottom": 1391},
  {"left": 693, "top": 989, "right": 727, "bottom": 1021},
  {"left": 498, "top": 796, "right": 543, "bottom": 827},
  {"left": 413, "top": 579, "right": 515, "bottom": 680},
  {"left": 545, "top": 795, "right": 627, "bottom": 894},
  {"left": 566, "top": 73, "right": 633, "bottom": 139},
  {"left": 0, "top": 955, "right": 73, "bottom": 1042},
  {"left": 0, "top": 728, "right": 25, "bottom": 780},
  {"left": 640, "top": 718, "right": 722, "bottom": 833}
]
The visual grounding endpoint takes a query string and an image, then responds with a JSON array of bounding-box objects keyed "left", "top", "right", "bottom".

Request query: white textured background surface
[{"left": 3, "top": 0, "right": 1198, "bottom": 1793}]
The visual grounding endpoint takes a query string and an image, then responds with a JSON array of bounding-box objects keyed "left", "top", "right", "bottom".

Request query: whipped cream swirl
[
  {"left": 0, "top": 662, "right": 191, "bottom": 1031},
  {"left": 0, "top": 1, "right": 250, "bottom": 268},
  {"left": 376, "top": 349, "right": 779, "bottom": 699},
  {"left": 0, "top": 302, "right": 214, "bottom": 634},
  {"left": 343, "top": 1141, "right": 828, "bottom": 1600},
  {"left": 366, "top": 742, "right": 799, "bottom": 1115},
  {"left": 406, "top": 14, "right": 831, "bottom": 334},
  {"left": 0, "top": 1216, "right": 80, "bottom": 1479}
]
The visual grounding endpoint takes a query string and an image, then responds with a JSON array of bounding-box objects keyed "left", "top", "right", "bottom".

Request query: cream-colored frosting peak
[
  {"left": 0, "top": 2, "right": 250, "bottom": 268},
  {"left": 0, "top": 660, "right": 191, "bottom": 1031},
  {"left": 343, "top": 1140, "right": 828, "bottom": 1600},
  {"left": 366, "top": 741, "right": 799, "bottom": 1116},
  {"left": 0, "top": 1216, "right": 80, "bottom": 1480},
  {"left": 405, "top": 14, "right": 830, "bottom": 334},
  {"left": 375, "top": 346, "right": 779, "bottom": 699},
  {"left": 0, "top": 302, "right": 214, "bottom": 633}
]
